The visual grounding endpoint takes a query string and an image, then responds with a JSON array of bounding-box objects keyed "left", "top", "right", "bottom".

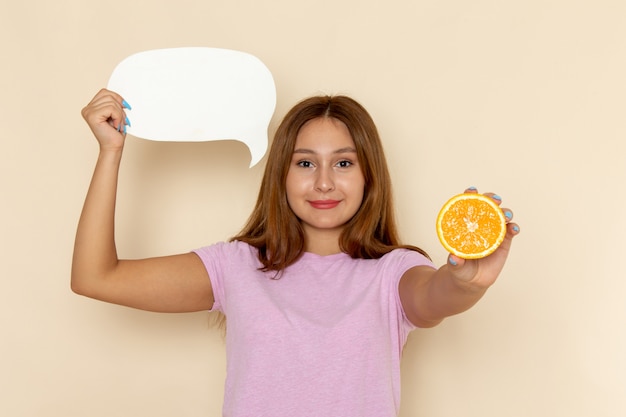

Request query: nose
[{"left": 314, "top": 166, "right": 335, "bottom": 192}]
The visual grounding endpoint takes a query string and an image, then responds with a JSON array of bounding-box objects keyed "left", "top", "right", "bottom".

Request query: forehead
[{"left": 295, "top": 117, "right": 354, "bottom": 149}]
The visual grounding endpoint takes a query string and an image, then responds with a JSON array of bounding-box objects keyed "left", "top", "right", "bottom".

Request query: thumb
[
  {"left": 448, "top": 254, "right": 465, "bottom": 267},
  {"left": 446, "top": 254, "right": 480, "bottom": 282}
]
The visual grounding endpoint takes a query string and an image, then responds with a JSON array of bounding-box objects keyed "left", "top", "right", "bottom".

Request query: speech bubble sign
[{"left": 107, "top": 47, "right": 276, "bottom": 167}]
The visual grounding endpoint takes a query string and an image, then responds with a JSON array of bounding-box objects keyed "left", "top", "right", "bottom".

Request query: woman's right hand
[{"left": 81, "top": 89, "right": 131, "bottom": 151}]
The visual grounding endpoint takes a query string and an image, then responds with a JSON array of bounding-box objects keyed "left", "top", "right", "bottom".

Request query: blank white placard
[{"left": 107, "top": 47, "right": 276, "bottom": 167}]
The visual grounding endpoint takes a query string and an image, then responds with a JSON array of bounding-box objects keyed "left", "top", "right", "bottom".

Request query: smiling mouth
[{"left": 309, "top": 200, "right": 340, "bottom": 209}]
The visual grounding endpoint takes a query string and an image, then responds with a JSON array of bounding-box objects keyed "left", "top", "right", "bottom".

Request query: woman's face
[{"left": 286, "top": 117, "right": 365, "bottom": 242}]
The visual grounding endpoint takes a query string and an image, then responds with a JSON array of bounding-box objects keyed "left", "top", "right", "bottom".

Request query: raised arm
[
  {"left": 399, "top": 190, "right": 520, "bottom": 328},
  {"left": 71, "top": 89, "right": 213, "bottom": 313}
]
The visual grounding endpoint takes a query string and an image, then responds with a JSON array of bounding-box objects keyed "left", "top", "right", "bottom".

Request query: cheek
[
  {"left": 356, "top": 185, "right": 365, "bottom": 208},
  {"left": 340, "top": 174, "right": 365, "bottom": 197},
  {"left": 353, "top": 178, "right": 366, "bottom": 208},
  {"left": 285, "top": 172, "right": 303, "bottom": 204},
  {"left": 286, "top": 170, "right": 312, "bottom": 192}
]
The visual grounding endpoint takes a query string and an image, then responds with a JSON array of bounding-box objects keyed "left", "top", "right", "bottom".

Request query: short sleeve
[
  {"left": 192, "top": 242, "right": 228, "bottom": 313},
  {"left": 387, "top": 249, "right": 436, "bottom": 333}
]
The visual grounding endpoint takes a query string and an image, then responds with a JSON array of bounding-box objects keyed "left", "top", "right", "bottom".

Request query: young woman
[{"left": 73, "top": 88, "right": 519, "bottom": 417}]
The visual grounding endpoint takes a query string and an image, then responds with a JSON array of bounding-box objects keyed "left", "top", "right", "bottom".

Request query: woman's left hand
[{"left": 446, "top": 187, "right": 520, "bottom": 288}]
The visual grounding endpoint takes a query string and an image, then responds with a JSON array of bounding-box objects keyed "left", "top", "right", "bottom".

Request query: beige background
[{"left": 2, "top": 0, "right": 625, "bottom": 416}]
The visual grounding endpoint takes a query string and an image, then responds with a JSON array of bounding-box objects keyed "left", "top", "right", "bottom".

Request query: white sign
[{"left": 107, "top": 47, "right": 276, "bottom": 167}]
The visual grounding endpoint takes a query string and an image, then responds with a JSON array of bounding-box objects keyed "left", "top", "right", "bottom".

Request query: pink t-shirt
[{"left": 194, "top": 240, "right": 434, "bottom": 417}]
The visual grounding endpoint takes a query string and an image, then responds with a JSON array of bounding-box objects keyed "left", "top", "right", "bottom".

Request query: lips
[{"left": 309, "top": 200, "right": 340, "bottom": 209}]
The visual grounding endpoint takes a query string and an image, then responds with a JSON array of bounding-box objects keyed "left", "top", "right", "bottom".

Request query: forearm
[
  {"left": 400, "top": 263, "right": 491, "bottom": 327},
  {"left": 422, "top": 264, "right": 488, "bottom": 321},
  {"left": 71, "top": 149, "right": 123, "bottom": 294}
]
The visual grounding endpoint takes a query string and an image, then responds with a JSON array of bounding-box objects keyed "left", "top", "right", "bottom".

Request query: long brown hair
[{"left": 231, "top": 95, "right": 429, "bottom": 272}]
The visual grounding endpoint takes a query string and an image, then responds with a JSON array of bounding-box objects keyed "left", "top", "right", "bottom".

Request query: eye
[
  {"left": 336, "top": 159, "right": 353, "bottom": 168},
  {"left": 297, "top": 160, "right": 313, "bottom": 168}
]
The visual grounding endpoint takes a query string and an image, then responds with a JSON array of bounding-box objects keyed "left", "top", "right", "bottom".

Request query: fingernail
[
  {"left": 117, "top": 123, "right": 121, "bottom": 132},
  {"left": 492, "top": 194, "right": 502, "bottom": 201},
  {"left": 504, "top": 210, "right": 512, "bottom": 220},
  {"left": 512, "top": 225, "right": 520, "bottom": 233},
  {"left": 123, "top": 124, "right": 127, "bottom": 134},
  {"left": 122, "top": 99, "right": 132, "bottom": 110},
  {"left": 468, "top": 186, "right": 477, "bottom": 191},
  {"left": 125, "top": 116, "right": 131, "bottom": 126},
  {"left": 448, "top": 256, "right": 458, "bottom": 266}
]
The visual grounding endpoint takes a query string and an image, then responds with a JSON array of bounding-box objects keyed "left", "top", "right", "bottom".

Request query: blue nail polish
[
  {"left": 513, "top": 225, "right": 520, "bottom": 233},
  {"left": 468, "top": 186, "right": 477, "bottom": 191},
  {"left": 122, "top": 99, "right": 132, "bottom": 110},
  {"left": 492, "top": 194, "right": 502, "bottom": 201},
  {"left": 123, "top": 125, "right": 127, "bottom": 134},
  {"left": 448, "top": 256, "right": 458, "bottom": 266},
  {"left": 117, "top": 123, "right": 121, "bottom": 132},
  {"left": 504, "top": 210, "right": 512, "bottom": 220},
  {"left": 125, "top": 116, "right": 131, "bottom": 126}
]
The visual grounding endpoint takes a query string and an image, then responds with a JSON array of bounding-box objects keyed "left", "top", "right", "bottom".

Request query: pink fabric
[{"left": 193, "top": 241, "right": 434, "bottom": 417}]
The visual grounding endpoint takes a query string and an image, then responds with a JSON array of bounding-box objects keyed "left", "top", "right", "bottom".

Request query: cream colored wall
[{"left": 2, "top": 0, "right": 624, "bottom": 416}]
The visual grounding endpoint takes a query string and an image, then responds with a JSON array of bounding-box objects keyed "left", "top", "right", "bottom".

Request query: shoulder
[
  {"left": 193, "top": 240, "right": 260, "bottom": 266},
  {"left": 379, "top": 248, "right": 435, "bottom": 270},
  {"left": 193, "top": 240, "right": 258, "bottom": 258},
  {"left": 373, "top": 249, "right": 435, "bottom": 290}
]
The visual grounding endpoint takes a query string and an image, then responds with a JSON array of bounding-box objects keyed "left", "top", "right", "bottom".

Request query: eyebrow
[{"left": 292, "top": 147, "right": 357, "bottom": 154}]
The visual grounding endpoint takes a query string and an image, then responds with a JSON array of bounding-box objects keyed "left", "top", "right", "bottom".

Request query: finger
[
  {"left": 106, "top": 89, "right": 131, "bottom": 111},
  {"left": 91, "top": 88, "right": 127, "bottom": 107},
  {"left": 100, "top": 91, "right": 131, "bottom": 134},
  {"left": 83, "top": 89, "right": 130, "bottom": 119},
  {"left": 88, "top": 96, "right": 126, "bottom": 123},
  {"left": 502, "top": 207, "right": 514, "bottom": 223},
  {"left": 83, "top": 90, "right": 117, "bottom": 113},
  {"left": 464, "top": 186, "right": 478, "bottom": 194},
  {"left": 92, "top": 102, "right": 126, "bottom": 131},
  {"left": 507, "top": 222, "right": 520, "bottom": 236},
  {"left": 482, "top": 192, "right": 503, "bottom": 206},
  {"left": 495, "top": 212, "right": 519, "bottom": 256},
  {"left": 497, "top": 222, "right": 520, "bottom": 253}
]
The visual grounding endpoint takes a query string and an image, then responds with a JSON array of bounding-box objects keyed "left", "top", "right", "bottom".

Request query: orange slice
[{"left": 436, "top": 193, "right": 506, "bottom": 259}]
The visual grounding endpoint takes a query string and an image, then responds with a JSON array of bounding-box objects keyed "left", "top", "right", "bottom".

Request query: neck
[{"left": 303, "top": 228, "right": 343, "bottom": 256}]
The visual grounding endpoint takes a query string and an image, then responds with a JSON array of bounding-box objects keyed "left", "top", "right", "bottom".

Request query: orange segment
[{"left": 436, "top": 193, "right": 506, "bottom": 259}]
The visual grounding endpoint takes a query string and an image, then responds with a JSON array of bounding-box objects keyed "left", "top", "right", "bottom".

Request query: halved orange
[{"left": 436, "top": 193, "right": 506, "bottom": 259}]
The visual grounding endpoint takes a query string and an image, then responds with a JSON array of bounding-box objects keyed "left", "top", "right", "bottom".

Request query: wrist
[
  {"left": 96, "top": 146, "right": 124, "bottom": 167},
  {"left": 445, "top": 264, "right": 490, "bottom": 293}
]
